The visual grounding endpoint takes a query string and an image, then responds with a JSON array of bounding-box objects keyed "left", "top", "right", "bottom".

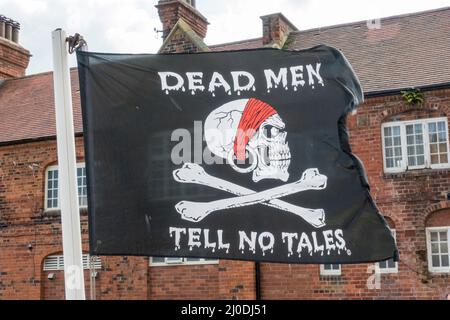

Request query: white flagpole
[{"left": 51, "top": 28, "right": 86, "bottom": 300}]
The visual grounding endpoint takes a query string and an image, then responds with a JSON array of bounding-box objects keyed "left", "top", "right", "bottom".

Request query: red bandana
[{"left": 233, "top": 98, "right": 277, "bottom": 161}]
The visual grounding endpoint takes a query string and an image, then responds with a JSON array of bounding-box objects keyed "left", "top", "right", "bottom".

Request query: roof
[
  {"left": 1, "top": 7, "right": 449, "bottom": 145},
  {"left": 0, "top": 69, "right": 83, "bottom": 144},
  {"left": 282, "top": 6, "right": 450, "bottom": 93},
  {"left": 210, "top": 37, "right": 263, "bottom": 51}
]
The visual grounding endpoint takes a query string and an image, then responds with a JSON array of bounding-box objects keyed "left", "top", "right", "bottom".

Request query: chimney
[
  {"left": 260, "top": 13, "right": 298, "bottom": 49},
  {"left": 156, "top": 0, "right": 209, "bottom": 40},
  {"left": 0, "top": 15, "right": 30, "bottom": 79}
]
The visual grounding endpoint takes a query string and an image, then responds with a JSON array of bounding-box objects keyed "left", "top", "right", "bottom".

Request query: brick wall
[
  {"left": 257, "top": 89, "right": 450, "bottom": 300},
  {"left": 0, "top": 137, "right": 255, "bottom": 299},
  {"left": 0, "top": 37, "right": 30, "bottom": 79},
  {"left": 159, "top": 28, "right": 202, "bottom": 54},
  {"left": 1, "top": 53, "right": 450, "bottom": 299}
]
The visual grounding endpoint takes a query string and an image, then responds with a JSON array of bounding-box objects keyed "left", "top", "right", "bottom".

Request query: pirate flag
[{"left": 77, "top": 44, "right": 398, "bottom": 264}]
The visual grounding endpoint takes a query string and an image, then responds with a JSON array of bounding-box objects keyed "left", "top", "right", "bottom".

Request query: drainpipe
[{"left": 255, "top": 262, "right": 261, "bottom": 300}]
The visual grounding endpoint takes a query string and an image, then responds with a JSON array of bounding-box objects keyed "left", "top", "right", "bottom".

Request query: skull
[
  {"left": 204, "top": 98, "right": 291, "bottom": 183},
  {"left": 247, "top": 114, "right": 291, "bottom": 182}
]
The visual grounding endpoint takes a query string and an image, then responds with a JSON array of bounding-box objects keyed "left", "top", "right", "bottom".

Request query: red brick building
[{"left": 1, "top": 1, "right": 450, "bottom": 299}]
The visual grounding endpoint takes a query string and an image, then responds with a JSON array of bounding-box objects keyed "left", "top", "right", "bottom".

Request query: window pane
[
  {"left": 429, "top": 122, "right": 437, "bottom": 133},
  {"left": 440, "top": 243, "right": 448, "bottom": 254},
  {"left": 431, "top": 154, "right": 439, "bottom": 164},
  {"left": 406, "top": 125, "right": 413, "bottom": 135},
  {"left": 393, "top": 126, "right": 400, "bottom": 136},
  {"left": 416, "top": 145, "right": 424, "bottom": 155},
  {"left": 415, "top": 124, "right": 422, "bottom": 134},
  {"left": 439, "top": 143, "right": 447, "bottom": 153},
  {"left": 417, "top": 155, "right": 425, "bottom": 166},
  {"left": 430, "top": 134, "right": 437, "bottom": 143},
  {"left": 442, "top": 255, "right": 449, "bottom": 267},
  {"left": 393, "top": 137, "right": 401, "bottom": 146},
  {"left": 384, "top": 127, "right": 391, "bottom": 136},
  {"left": 387, "top": 259, "right": 396, "bottom": 269},
  {"left": 430, "top": 232, "right": 438, "bottom": 242},
  {"left": 431, "top": 243, "right": 439, "bottom": 254},
  {"left": 186, "top": 258, "right": 201, "bottom": 262},
  {"left": 386, "top": 148, "right": 393, "bottom": 157},
  {"left": 386, "top": 158, "right": 393, "bottom": 168},
  {"left": 430, "top": 144, "right": 438, "bottom": 154},
  {"left": 432, "top": 255, "right": 440, "bottom": 267},
  {"left": 378, "top": 260, "right": 387, "bottom": 269},
  {"left": 54, "top": 170, "right": 58, "bottom": 179},
  {"left": 416, "top": 134, "right": 423, "bottom": 144},
  {"left": 440, "top": 154, "right": 448, "bottom": 163},
  {"left": 440, "top": 231, "right": 447, "bottom": 241},
  {"left": 406, "top": 135, "right": 414, "bottom": 145},
  {"left": 385, "top": 138, "right": 392, "bottom": 147},
  {"left": 151, "top": 257, "right": 165, "bottom": 264}
]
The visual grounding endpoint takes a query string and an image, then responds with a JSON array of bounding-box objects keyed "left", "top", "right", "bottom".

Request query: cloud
[
  {"left": 0, "top": 0, "right": 448, "bottom": 75},
  {"left": 0, "top": 0, "right": 162, "bottom": 74}
]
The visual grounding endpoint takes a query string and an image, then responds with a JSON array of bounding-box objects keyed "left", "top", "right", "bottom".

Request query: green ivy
[{"left": 400, "top": 88, "right": 424, "bottom": 105}]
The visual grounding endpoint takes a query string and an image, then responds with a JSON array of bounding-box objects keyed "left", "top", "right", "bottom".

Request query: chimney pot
[
  {"left": 4, "top": 18, "right": 13, "bottom": 41},
  {"left": 12, "top": 21, "right": 20, "bottom": 43},
  {"left": 0, "top": 15, "right": 5, "bottom": 38},
  {"left": 0, "top": 15, "right": 30, "bottom": 79}
]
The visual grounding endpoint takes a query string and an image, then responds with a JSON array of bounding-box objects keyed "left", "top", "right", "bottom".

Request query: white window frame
[
  {"left": 426, "top": 226, "right": 450, "bottom": 273},
  {"left": 43, "top": 254, "right": 101, "bottom": 271},
  {"left": 44, "top": 163, "right": 87, "bottom": 211},
  {"left": 376, "top": 229, "right": 398, "bottom": 274},
  {"left": 149, "top": 257, "right": 219, "bottom": 267},
  {"left": 320, "top": 264, "right": 341, "bottom": 276},
  {"left": 382, "top": 117, "right": 450, "bottom": 173}
]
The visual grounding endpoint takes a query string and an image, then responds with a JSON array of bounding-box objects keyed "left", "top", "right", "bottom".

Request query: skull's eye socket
[{"left": 263, "top": 125, "right": 283, "bottom": 139}]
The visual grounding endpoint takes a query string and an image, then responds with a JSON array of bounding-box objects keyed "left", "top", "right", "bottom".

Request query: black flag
[{"left": 77, "top": 44, "right": 398, "bottom": 264}]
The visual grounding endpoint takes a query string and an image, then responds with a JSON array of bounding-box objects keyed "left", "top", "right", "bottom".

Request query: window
[
  {"left": 45, "top": 163, "right": 87, "bottom": 210},
  {"left": 382, "top": 117, "right": 449, "bottom": 173},
  {"left": 149, "top": 257, "right": 219, "bottom": 266},
  {"left": 376, "top": 230, "right": 398, "bottom": 273},
  {"left": 320, "top": 264, "right": 341, "bottom": 276},
  {"left": 43, "top": 254, "right": 101, "bottom": 271},
  {"left": 426, "top": 227, "right": 450, "bottom": 273}
]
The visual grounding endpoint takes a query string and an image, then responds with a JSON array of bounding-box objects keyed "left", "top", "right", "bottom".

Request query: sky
[{"left": 0, "top": 0, "right": 449, "bottom": 75}]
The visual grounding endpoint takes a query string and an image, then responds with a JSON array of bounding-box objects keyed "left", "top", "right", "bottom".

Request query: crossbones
[{"left": 173, "top": 163, "right": 327, "bottom": 227}]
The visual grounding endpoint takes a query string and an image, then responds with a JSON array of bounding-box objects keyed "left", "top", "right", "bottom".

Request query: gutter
[{"left": 365, "top": 82, "right": 450, "bottom": 98}]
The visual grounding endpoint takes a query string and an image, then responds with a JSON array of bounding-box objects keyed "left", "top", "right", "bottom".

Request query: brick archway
[
  {"left": 378, "top": 100, "right": 450, "bottom": 123},
  {"left": 424, "top": 201, "right": 450, "bottom": 227}
]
